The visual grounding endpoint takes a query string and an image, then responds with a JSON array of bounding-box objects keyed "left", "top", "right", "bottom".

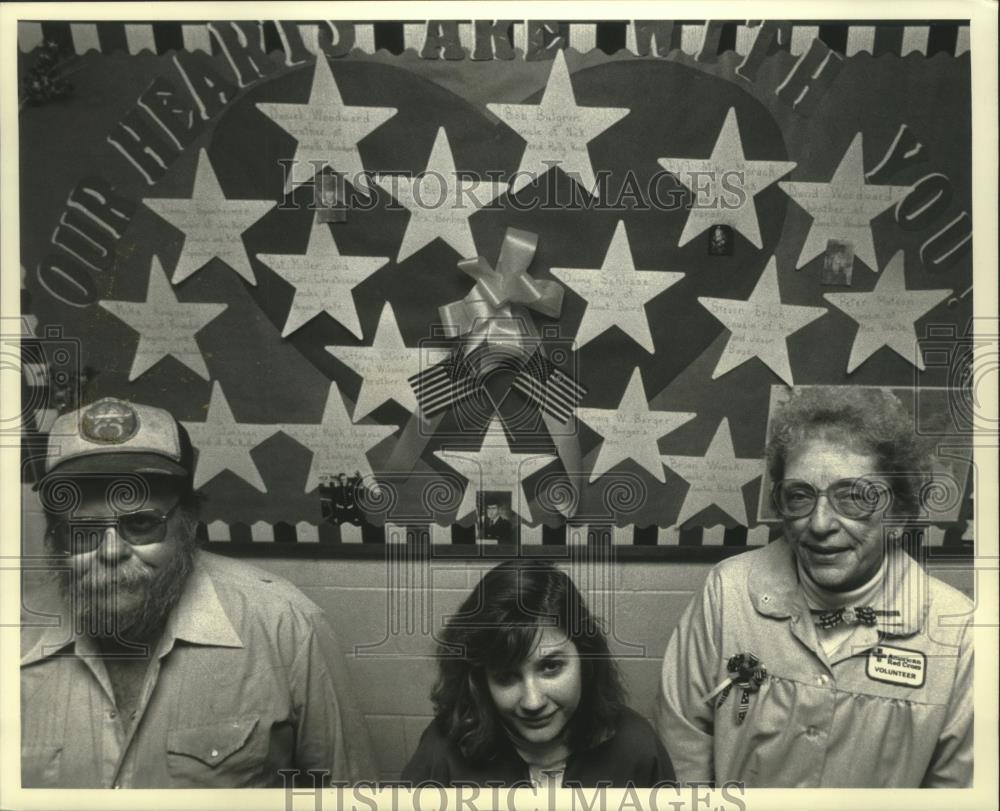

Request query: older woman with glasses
[{"left": 656, "top": 387, "right": 973, "bottom": 788}]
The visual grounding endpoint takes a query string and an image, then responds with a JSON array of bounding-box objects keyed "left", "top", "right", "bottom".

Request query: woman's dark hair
[
  {"left": 430, "top": 560, "right": 626, "bottom": 764},
  {"left": 766, "top": 387, "right": 934, "bottom": 517}
]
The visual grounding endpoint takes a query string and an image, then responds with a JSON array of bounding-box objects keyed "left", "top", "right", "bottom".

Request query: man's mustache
[{"left": 75, "top": 562, "right": 155, "bottom": 595}]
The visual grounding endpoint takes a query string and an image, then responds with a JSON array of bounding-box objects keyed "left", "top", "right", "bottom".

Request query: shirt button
[
  {"left": 210, "top": 749, "right": 219, "bottom": 758},
  {"left": 816, "top": 674, "right": 829, "bottom": 686},
  {"left": 109, "top": 711, "right": 117, "bottom": 719}
]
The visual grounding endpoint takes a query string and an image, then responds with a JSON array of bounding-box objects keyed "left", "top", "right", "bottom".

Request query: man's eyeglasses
[
  {"left": 771, "top": 478, "right": 892, "bottom": 520},
  {"left": 46, "top": 500, "right": 181, "bottom": 555}
]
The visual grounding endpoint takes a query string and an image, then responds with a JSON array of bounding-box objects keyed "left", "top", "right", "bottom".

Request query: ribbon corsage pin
[{"left": 701, "top": 652, "right": 768, "bottom": 726}]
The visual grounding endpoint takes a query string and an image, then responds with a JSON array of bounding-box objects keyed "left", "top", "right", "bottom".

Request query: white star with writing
[
  {"left": 658, "top": 108, "right": 796, "bottom": 249},
  {"left": 143, "top": 149, "right": 274, "bottom": 286},
  {"left": 326, "top": 303, "right": 423, "bottom": 419},
  {"left": 578, "top": 368, "right": 696, "bottom": 483},
  {"left": 662, "top": 418, "right": 761, "bottom": 527},
  {"left": 434, "top": 417, "right": 557, "bottom": 522},
  {"left": 182, "top": 381, "right": 276, "bottom": 491},
  {"left": 257, "top": 54, "right": 397, "bottom": 194},
  {"left": 375, "top": 127, "right": 505, "bottom": 262},
  {"left": 257, "top": 221, "right": 388, "bottom": 339},
  {"left": 99, "top": 256, "right": 227, "bottom": 381},
  {"left": 551, "top": 220, "right": 684, "bottom": 353},
  {"left": 488, "top": 49, "right": 630, "bottom": 197},
  {"left": 779, "top": 133, "right": 912, "bottom": 271},
  {"left": 824, "top": 250, "right": 952, "bottom": 373},
  {"left": 698, "top": 257, "right": 827, "bottom": 384},
  {"left": 281, "top": 382, "right": 398, "bottom": 492}
]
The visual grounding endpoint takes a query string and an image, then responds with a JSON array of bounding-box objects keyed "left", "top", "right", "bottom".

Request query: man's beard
[{"left": 57, "top": 537, "right": 197, "bottom": 646}]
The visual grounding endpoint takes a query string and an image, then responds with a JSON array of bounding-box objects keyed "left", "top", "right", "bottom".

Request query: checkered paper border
[{"left": 197, "top": 520, "right": 972, "bottom": 549}]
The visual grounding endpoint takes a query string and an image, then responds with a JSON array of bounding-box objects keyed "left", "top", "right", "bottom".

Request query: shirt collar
[
  {"left": 748, "top": 538, "right": 807, "bottom": 620},
  {"left": 498, "top": 718, "right": 618, "bottom": 773},
  {"left": 20, "top": 552, "right": 243, "bottom": 668},
  {"left": 161, "top": 552, "right": 244, "bottom": 649},
  {"left": 748, "top": 537, "right": 927, "bottom": 636},
  {"left": 20, "top": 592, "right": 76, "bottom": 667}
]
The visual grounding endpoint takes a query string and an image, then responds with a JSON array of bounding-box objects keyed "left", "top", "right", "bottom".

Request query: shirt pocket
[
  {"left": 166, "top": 716, "right": 267, "bottom": 787},
  {"left": 21, "top": 744, "right": 63, "bottom": 787}
]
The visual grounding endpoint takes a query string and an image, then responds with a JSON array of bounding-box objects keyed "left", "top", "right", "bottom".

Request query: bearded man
[{"left": 20, "top": 398, "right": 376, "bottom": 788}]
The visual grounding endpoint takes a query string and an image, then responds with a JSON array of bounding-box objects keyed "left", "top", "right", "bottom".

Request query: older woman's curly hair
[
  {"left": 766, "top": 387, "right": 935, "bottom": 517},
  {"left": 430, "top": 560, "right": 626, "bottom": 765}
]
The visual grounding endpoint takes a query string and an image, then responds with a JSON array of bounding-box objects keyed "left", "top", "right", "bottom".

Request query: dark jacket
[
  {"left": 481, "top": 517, "right": 512, "bottom": 542},
  {"left": 401, "top": 707, "right": 675, "bottom": 787}
]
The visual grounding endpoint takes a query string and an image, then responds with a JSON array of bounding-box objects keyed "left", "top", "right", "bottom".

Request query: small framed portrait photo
[
  {"left": 707, "top": 223, "right": 734, "bottom": 256},
  {"left": 476, "top": 491, "right": 517, "bottom": 544},
  {"left": 821, "top": 239, "right": 855, "bottom": 285},
  {"left": 315, "top": 171, "right": 346, "bottom": 223}
]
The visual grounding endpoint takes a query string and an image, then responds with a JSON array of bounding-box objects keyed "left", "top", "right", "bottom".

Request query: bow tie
[{"left": 810, "top": 606, "right": 900, "bottom": 629}]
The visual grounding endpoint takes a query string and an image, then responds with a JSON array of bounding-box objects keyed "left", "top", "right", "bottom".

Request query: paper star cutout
[
  {"left": 578, "top": 368, "right": 695, "bottom": 483},
  {"left": 257, "top": 221, "right": 388, "bottom": 339},
  {"left": 281, "top": 382, "right": 398, "bottom": 492},
  {"left": 434, "top": 417, "right": 557, "bottom": 522},
  {"left": 143, "top": 149, "right": 274, "bottom": 286},
  {"left": 551, "top": 220, "right": 684, "bottom": 353},
  {"left": 658, "top": 108, "right": 796, "bottom": 249},
  {"left": 698, "top": 257, "right": 828, "bottom": 385},
  {"left": 779, "top": 133, "right": 912, "bottom": 271},
  {"left": 824, "top": 250, "right": 952, "bottom": 373},
  {"left": 326, "top": 303, "right": 422, "bottom": 419},
  {"left": 661, "top": 418, "right": 761, "bottom": 527},
  {"left": 256, "top": 54, "right": 397, "bottom": 194},
  {"left": 487, "top": 49, "right": 630, "bottom": 197},
  {"left": 375, "top": 127, "right": 504, "bottom": 262},
  {"left": 181, "top": 381, "right": 276, "bottom": 491},
  {"left": 99, "top": 256, "right": 227, "bottom": 381}
]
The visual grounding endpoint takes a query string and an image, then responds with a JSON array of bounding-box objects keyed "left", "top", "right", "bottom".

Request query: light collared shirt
[
  {"left": 21, "top": 551, "right": 376, "bottom": 788},
  {"left": 656, "top": 538, "right": 974, "bottom": 788}
]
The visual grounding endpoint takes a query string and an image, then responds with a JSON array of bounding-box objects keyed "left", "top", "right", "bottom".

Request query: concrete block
[
  {"left": 618, "top": 657, "right": 663, "bottom": 718},
  {"left": 364, "top": 714, "right": 410, "bottom": 775},
  {"left": 346, "top": 657, "right": 437, "bottom": 716},
  {"left": 604, "top": 590, "right": 695, "bottom": 659}
]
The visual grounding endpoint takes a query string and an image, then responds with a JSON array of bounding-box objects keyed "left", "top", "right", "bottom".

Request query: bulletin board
[{"left": 17, "top": 18, "right": 975, "bottom": 558}]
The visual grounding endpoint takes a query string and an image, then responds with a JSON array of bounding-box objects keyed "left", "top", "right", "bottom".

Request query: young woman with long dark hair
[{"left": 403, "top": 560, "right": 674, "bottom": 787}]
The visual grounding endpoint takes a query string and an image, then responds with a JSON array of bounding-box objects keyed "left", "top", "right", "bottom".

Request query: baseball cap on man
[{"left": 39, "top": 397, "right": 194, "bottom": 484}]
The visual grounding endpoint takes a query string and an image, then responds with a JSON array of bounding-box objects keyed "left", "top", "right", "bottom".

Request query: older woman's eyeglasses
[
  {"left": 46, "top": 501, "right": 181, "bottom": 555},
  {"left": 772, "top": 478, "right": 892, "bottom": 520}
]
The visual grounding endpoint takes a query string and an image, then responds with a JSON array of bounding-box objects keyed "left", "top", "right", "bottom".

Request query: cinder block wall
[
  {"left": 246, "top": 554, "right": 974, "bottom": 781},
  {"left": 20, "top": 492, "right": 974, "bottom": 781},
  {"left": 248, "top": 556, "right": 712, "bottom": 780}
]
